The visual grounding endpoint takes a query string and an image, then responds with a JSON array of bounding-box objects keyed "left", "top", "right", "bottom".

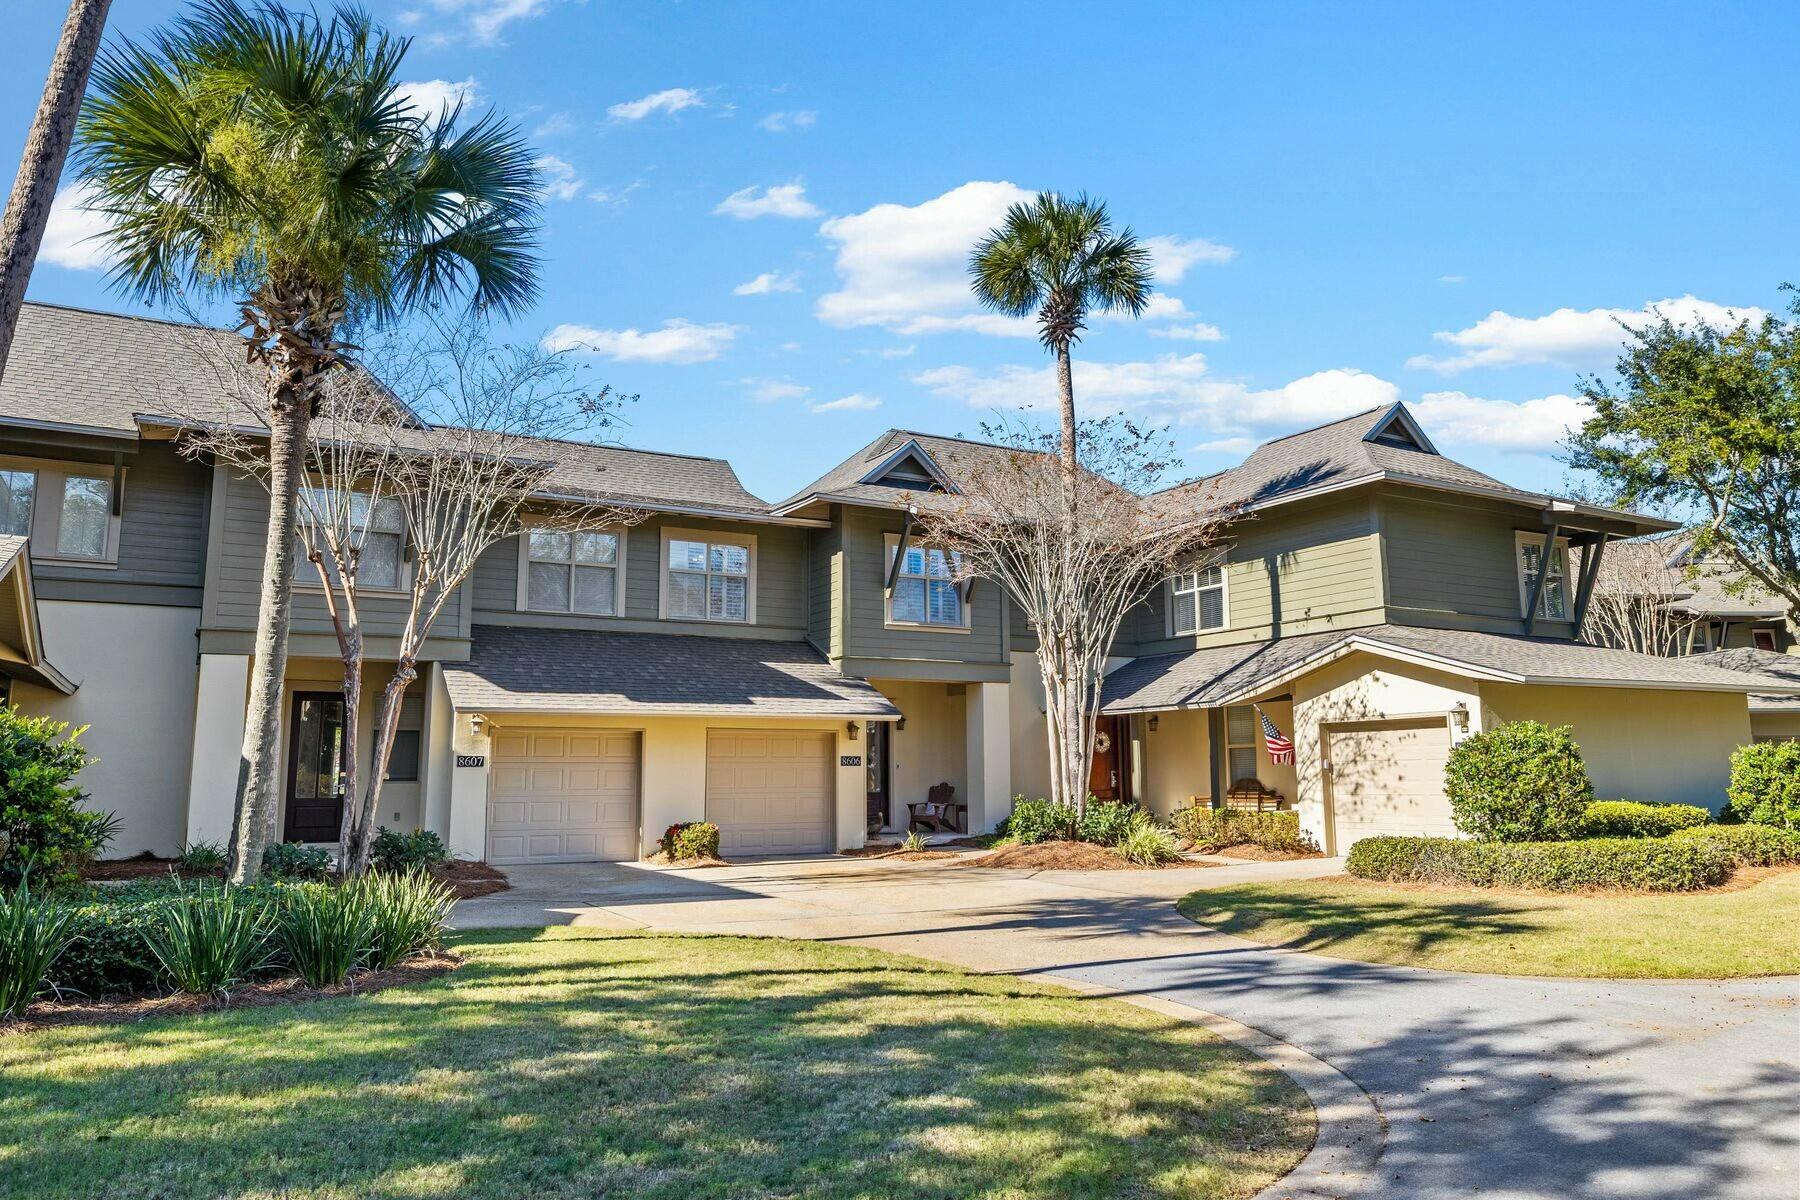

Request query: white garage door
[
  {"left": 1325, "top": 717, "right": 1456, "bottom": 854},
  {"left": 486, "top": 729, "right": 640, "bottom": 864},
  {"left": 705, "top": 729, "right": 834, "bottom": 856}
]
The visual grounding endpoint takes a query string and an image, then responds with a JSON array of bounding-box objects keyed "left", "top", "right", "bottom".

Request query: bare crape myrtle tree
[
  {"left": 167, "top": 313, "right": 637, "bottom": 872},
  {"left": 913, "top": 417, "right": 1234, "bottom": 819}
]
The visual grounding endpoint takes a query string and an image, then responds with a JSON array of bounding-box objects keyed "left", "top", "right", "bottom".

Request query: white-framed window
[
  {"left": 1168, "top": 565, "right": 1227, "bottom": 635},
  {"left": 1225, "top": 704, "right": 1261, "bottom": 785},
  {"left": 0, "top": 456, "right": 124, "bottom": 565},
  {"left": 1752, "top": 628, "right": 1779, "bottom": 653},
  {"left": 518, "top": 527, "right": 622, "bottom": 616},
  {"left": 1516, "top": 533, "right": 1571, "bottom": 621},
  {"left": 660, "top": 529, "right": 755, "bottom": 624},
  {"left": 297, "top": 489, "right": 407, "bottom": 590},
  {"left": 885, "top": 534, "right": 968, "bottom": 630}
]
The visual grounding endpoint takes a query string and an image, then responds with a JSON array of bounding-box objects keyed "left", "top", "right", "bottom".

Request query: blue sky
[{"left": 7, "top": 1, "right": 1795, "bottom": 502}]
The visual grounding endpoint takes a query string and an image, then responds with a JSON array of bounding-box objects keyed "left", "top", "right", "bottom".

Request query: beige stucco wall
[
  {"left": 444, "top": 711, "right": 870, "bottom": 859},
  {"left": 1007, "top": 651, "right": 1051, "bottom": 806},
  {"left": 13, "top": 600, "right": 201, "bottom": 856},
  {"left": 1481, "top": 684, "right": 1751, "bottom": 812},
  {"left": 871, "top": 678, "right": 968, "bottom": 823},
  {"left": 1136, "top": 707, "right": 1211, "bottom": 819},
  {"left": 1750, "top": 711, "right": 1800, "bottom": 742}
]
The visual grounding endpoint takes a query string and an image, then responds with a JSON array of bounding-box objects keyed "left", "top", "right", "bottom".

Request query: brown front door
[
  {"left": 1088, "top": 717, "right": 1126, "bottom": 802},
  {"left": 285, "top": 692, "right": 347, "bottom": 843},
  {"left": 866, "top": 720, "right": 890, "bottom": 832}
]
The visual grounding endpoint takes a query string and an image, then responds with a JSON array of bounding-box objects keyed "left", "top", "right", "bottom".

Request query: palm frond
[{"left": 965, "top": 191, "right": 1155, "bottom": 343}]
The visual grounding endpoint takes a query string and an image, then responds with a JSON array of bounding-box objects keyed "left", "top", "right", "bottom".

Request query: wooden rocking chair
[{"left": 908, "top": 782, "right": 965, "bottom": 833}]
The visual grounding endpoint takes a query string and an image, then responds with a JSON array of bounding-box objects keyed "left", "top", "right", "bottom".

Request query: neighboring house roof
[
  {"left": 0, "top": 536, "right": 76, "bottom": 694},
  {"left": 1692, "top": 648, "right": 1800, "bottom": 713},
  {"left": 511, "top": 435, "right": 772, "bottom": 518},
  {"left": 1597, "top": 536, "right": 1788, "bottom": 619},
  {"left": 442, "top": 625, "right": 901, "bottom": 718},
  {"left": 1667, "top": 569, "right": 1788, "bottom": 619},
  {"left": 1152, "top": 403, "right": 1673, "bottom": 534},
  {"left": 1100, "top": 622, "right": 1800, "bottom": 714},
  {"left": 772, "top": 428, "right": 1039, "bottom": 514}
]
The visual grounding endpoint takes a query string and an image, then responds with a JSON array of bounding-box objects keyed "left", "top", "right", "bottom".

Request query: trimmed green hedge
[
  {"left": 1576, "top": 801, "right": 1710, "bottom": 839},
  {"left": 1670, "top": 823, "right": 1800, "bottom": 867},
  {"left": 1171, "top": 808, "right": 1316, "bottom": 854},
  {"left": 1345, "top": 834, "right": 1733, "bottom": 892},
  {"left": 660, "top": 822, "right": 720, "bottom": 860},
  {"left": 1727, "top": 741, "right": 1800, "bottom": 829}
]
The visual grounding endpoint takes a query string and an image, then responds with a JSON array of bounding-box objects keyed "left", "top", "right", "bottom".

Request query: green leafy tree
[
  {"left": 0, "top": 708, "right": 108, "bottom": 885},
  {"left": 1568, "top": 289, "right": 1800, "bottom": 640},
  {"left": 75, "top": 0, "right": 542, "bottom": 881}
]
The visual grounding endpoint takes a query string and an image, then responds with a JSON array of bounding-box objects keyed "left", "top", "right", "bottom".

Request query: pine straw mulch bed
[
  {"left": 0, "top": 951, "right": 463, "bottom": 1035},
  {"left": 641, "top": 852, "right": 732, "bottom": 868},
  {"left": 431, "top": 860, "right": 511, "bottom": 899},
  {"left": 959, "top": 841, "right": 1218, "bottom": 871},
  {"left": 1205, "top": 843, "right": 1328, "bottom": 862},
  {"left": 838, "top": 845, "right": 967, "bottom": 861}
]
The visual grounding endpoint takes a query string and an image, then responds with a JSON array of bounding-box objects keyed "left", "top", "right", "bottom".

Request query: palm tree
[
  {"left": 77, "top": 0, "right": 542, "bottom": 881},
  {"left": 0, "top": 0, "right": 114, "bottom": 382},
  {"left": 969, "top": 193, "right": 1153, "bottom": 469}
]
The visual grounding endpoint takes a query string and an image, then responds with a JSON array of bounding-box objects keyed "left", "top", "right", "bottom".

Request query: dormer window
[
  {"left": 1169, "top": 566, "right": 1227, "bottom": 634},
  {"left": 1362, "top": 404, "right": 1438, "bottom": 455},
  {"left": 1516, "top": 533, "right": 1571, "bottom": 621},
  {"left": 884, "top": 533, "right": 969, "bottom": 629}
]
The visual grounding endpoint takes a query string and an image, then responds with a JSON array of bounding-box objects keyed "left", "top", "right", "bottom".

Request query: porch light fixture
[
  {"left": 469, "top": 713, "right": 487, "bottom": 735},
  {"left": 1148, "top": 715, "right": 1159, "bottom": 732},
  {"left": 896, "top": 716, "right": 906, "bottom": 732},
  {"left": 1449, "top": 702, "right": 1470, "bottom": 732},
  {"left": 846, "top": 721, "right": 860, "bottom": 742}
]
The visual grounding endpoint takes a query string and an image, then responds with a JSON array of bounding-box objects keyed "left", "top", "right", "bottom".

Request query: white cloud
[
  {"left": 531, "top": 111, "right": 576, "bottom": 138},
  {"left": 741, "top": 377, "right": 810, "bottom": 403},
  {"left": 1095, "top": 293, "right": 1189, "bottom": 323},
  {"left": 1408, "top": 295, "right": 1767, "bottom": 373},
  {"left": 543, "top": 319, "right": 739, "bottom": 364},
  {"left": 40, "top": 182, "right": 114, "bottom": 271},
  {"left": 409, "top": 0, "right": 551, "bottom": 46},
  {"left": 816, "top": 180, "right": 1033, "bottom": 334},
  {"left": 811, "top": 393, "right": 881, "bottom": 413},
  {"left": 1142, "top": 234, "right": 1236, "bottom": 283},
  {"left": 1412, "top": 390, "right": 1592, "bottom": 453},
  {"left": 607, "top": 87, "right": 704, "bottom": 122},
  {"left": 1150, "top": 321, "right": 1225, "bottom": 342},
  {"left": 587, "top": 178, "right": 646, "bottom": 206},
  {"left": 733, "top": 270, "right": 801, "bottom": 296},
  {"left": 1439, "top": 274, "right": 1466, "bottom": 285},
  {"left": 393, "top": 77, "right": 480, "bottom": 121},
  {"left": 535, "top": 155, "right": 583, "bottom": 201},
  {"left": 714, "top": 182, "right": 822, "bottom": 220},
  {"left": 1193, "top": 435, "right": 1254, "bottom": 454},
  {"left": 758, "top": 110, "right": 817, "bottom": 132}
]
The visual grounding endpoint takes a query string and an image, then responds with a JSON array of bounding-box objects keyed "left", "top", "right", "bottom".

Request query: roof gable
[
  {"left": 1362, "top": 402, "right": 1438, "bottom": 455},
  {"left": 858, "top": 438, "right": 953, "bottom": 492}
]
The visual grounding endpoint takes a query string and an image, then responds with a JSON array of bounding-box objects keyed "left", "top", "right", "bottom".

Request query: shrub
[
  {"left": 351, "top": 871, "right": 456, "bottom": 970},
  {"left": 1576, "top": 801, "right": 1710, "bottom": 840},
  {"left": 1445, "top": 721, "right": 1594, "bottom": 843},
  {"left": 274, "top": 882, "right": 375, "bottom": 988},
  {"left": 370, "top": 827, "right": 449, "bottom": 873},
  {"left": 1726, "top": 741, "right": 1800, "bottom": 830},
  {"left": 1076, "top": 800, "right": 1141, "bottom": 847},
  {"left": 142, "top": 882, "right": 274, "bottom": 995},
  {"left": 659, "top": 822, "right": 721, "bottom": 860},
  {"left": 998, "top": 797, "right": 1076, "bottom": 844},
  {"left": 1171, "top": 808, "right": 1316, "bottom": 854},
  {"left": 1116, "top": 814, "right": 1180, "bottom": 865},
  {"left": 0, "top": 710, "right": 111, "bottom": 886},
  {"left": 263, "top": 841, "right": 332, "bottom": 880},
  {"left": 0, "top": 880, "right": 75, "bottom": 1017},
  {"left": 176, "top": 840, "right": 228, "bottom": 872},
  {"left": 1345, "top": 834, "right": 1731, "bottom": 892},
  {"left": 1671, "top": 822, "right": 1800, "bottom": 867},
  {"left": 45, "top": 897, "right": 166, "bottom": 997}
]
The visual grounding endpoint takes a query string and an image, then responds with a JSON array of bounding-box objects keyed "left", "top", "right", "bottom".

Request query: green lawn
[
  {"left": 0, "top": 929, "right": 1310, "bottom": 1200},
  {"left": 1179, "top": 869, "right": 1800, "bottom": 978}
]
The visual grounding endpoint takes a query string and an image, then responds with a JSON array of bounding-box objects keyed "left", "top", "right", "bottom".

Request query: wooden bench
[{"left": 1222, "top": 779, "right": 1286, "bottom": 812}]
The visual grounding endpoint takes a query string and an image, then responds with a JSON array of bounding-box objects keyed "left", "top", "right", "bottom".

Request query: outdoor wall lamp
[
  {"left": 1450, "top": 702, "right": 1470, "bottom": 732},
  {"left": 846, "top": 721, "right": 860, "bottom": 742},
  {"left": 1148, "top": 715, "right": 1160, "bottom": 732},
  {"left": 469, "top": 713, "right": 487, "bottom": 736},
  {"left": 896, "top": 716, "right": 906, "bottom": 732}
]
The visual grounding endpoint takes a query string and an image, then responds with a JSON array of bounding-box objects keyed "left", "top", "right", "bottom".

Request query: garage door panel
[
  {"left": 706, "top": 729, "right": 833, "bottom": 856},
  {"left": 486, "top": 729, "right": 641, "bottom": 865},
  {"left": 1327, "top": 719, "right": 1455, "bottom": 853}
]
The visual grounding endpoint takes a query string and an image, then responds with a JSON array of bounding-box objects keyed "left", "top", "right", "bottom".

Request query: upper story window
[
  {"left": 886, "top": 540, "right": 966, "bottom": 629},
  {"left": 1169, "top": 565, "right": 1227, "bottom": 634},
  {"left": 663, "top": 531, "right": 754, "bottom": 623},
  {"left": 522, "top": 528, "right": 620, "bottom": 616},
  {"left": 297, "top": 489, "right": 406, "bottom": 590},
  {"left": 1516, "top": 533, "right": 1570, "bottom": 621},
  {"left": 0, "top": 459, "right": 122, "bottom": 564}
]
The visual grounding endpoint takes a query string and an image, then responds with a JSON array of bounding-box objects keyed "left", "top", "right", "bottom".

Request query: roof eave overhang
[
  {"left": 2, "top": 546, "right": 76, "bottom": 695},
  {"left": 446, "top": 699, "right": 901, "bottom": 720},
  {"left": 1238, "top": 471, "right": 1677, "bottom": 535}
]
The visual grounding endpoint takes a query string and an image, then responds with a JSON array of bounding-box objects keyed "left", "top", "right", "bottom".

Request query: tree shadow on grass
[{"left": 0, "top": 929, "right": 1310, "bottom": 1200}]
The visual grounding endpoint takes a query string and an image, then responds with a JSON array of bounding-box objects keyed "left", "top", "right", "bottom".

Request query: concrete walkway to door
[{"left": 453, "top": 854, "right": 1800, "bottom": 1200}]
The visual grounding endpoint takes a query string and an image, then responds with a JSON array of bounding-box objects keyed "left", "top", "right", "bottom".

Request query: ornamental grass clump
[
  {"left": 1116, "top": 813, "right": 1180, "bottom": 865},
  {"left": 1445, "top": 721, "right": 1593, "bottom": 842},
  {"left": 0, "top": 880, "right": 74, "bottom": 1017},
  {"left": 352, "top": 871, "right": 457, "bottom": 970},
  {"left": 275, "top": 882, "right": 376, "bottom": 988},
  {"left": 142, "top": 882, "right": 274, "bottom": 995}
]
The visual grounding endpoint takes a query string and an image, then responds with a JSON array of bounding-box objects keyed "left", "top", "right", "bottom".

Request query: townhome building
[{"left": 0, "top": 302, "right": 1791, "bottom": 864}]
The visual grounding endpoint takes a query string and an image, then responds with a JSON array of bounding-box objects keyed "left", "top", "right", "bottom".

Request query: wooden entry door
[
  {"left": 285, "top": 692, "right": 347, "bottom": 843},
  {"left": 1087, "top": 717, "right": 1129, "bottom": 802},
  {"left": 865, "top": 720, "right": 890, "bottom": 832}
]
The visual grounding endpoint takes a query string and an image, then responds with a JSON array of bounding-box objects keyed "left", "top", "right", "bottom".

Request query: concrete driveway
[{"left": 454, "top": 855, "right": 1800, "bottom": 1200}]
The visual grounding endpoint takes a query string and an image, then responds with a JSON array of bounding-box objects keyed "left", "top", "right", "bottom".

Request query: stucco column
[
  {"left": 422, "top": 663, "right": 455, "bottom": 841},
  {"left": 638, "top": 722, "right": 707, "bottom": 856},
  {"left": 185, "top": 653, "right": 250, "bottom": 846},
  {"left": 446, "top": 712, "right": 491, "bottom": 860},
  {"left": 964, "top": 681, "right": 1011, "bottom": 833}
]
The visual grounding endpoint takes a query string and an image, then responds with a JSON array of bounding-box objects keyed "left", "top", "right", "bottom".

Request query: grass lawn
[
  {"left": 0, "top": 929, "right": 1310, "bottom": 1199},
  {"left": 1179, "top": 869, "right": 1800, "bottom": 979}
]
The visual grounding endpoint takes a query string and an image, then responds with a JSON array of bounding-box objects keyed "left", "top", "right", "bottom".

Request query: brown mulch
[
  {"left": 1207, "top": 843, "right": 1327, "bottom": 862},
  {"left": 1, "top": 951, "right": 462, "bottom": 1035},
  {"left": 642, "top": 851, "right": 731, "bottom": 869},
  {"left": 959, "top": 841, "right": 1218, "bottom": 871},
  {"left": 85, "top": 854, "right": 221, "bottom": 883},
  {"left": 838, "top": 845, "right": 965, "bottom": 861},
  {"left": 431, "top": 859, "right": 511, "bottom": 899}
]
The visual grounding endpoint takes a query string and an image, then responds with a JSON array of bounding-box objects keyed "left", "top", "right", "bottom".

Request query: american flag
[{"left": 1254, "top": 706, "right": 1295, "bottom": 765}]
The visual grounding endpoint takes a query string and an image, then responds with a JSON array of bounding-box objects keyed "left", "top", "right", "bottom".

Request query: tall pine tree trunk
[{"left": 0, "top": 0, "right": 112, "bottom": 382}]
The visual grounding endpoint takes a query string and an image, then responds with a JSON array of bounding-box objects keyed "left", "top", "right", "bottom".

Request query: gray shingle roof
[
  {"left": 443, "top": 625, "right": 901, "bottom": 718},
  {"left": 1692, "top": 648, "right": 1800, "bottom": 713},
  {"left": 774, "top": 429, "right": 1039, "bottom": 513},
  {"left": 1100, "top": 623, "right": 1800, "bottom": 713}
]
